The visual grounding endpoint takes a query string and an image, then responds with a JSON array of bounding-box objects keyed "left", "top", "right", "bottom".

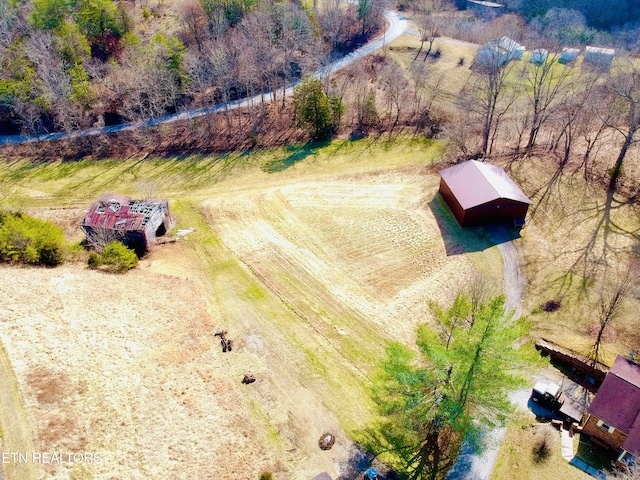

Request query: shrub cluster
[
  {"left": 532, "top": 425, "right": 557, "bottom": 463},
  {"left": 88, "top": 240, "right": 138, "bottom": 273},
  {"left": 0, "top": 211, "right": 65, "bottom": 266}
]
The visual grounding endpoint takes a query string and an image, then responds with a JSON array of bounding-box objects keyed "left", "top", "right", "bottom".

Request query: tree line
[
  {"left": 5, "top": 0, "right": 640, "bottom": 199},
  {"left": 500, "top": 0, "right": 640, "bottom": 31},
  {"left": 0, "top": 0, "right": 385, "bottom": 135}
]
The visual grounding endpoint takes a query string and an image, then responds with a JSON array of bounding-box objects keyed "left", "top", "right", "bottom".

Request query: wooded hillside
[{"left": 0, "top": 0, "right": 384, "bottom": 135}]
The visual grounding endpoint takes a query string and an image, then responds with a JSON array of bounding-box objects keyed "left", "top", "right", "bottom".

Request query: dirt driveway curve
[{"left": 492, "top": 226, "right": 526, "bottom": 319}]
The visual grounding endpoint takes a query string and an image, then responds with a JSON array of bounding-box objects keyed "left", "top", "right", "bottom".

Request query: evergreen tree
[
  {"left": 372, "top": 295, "right": 536, "bottom": 480},
  {"left": 293, "top": 76, "right": 334, "bottom": 141}
]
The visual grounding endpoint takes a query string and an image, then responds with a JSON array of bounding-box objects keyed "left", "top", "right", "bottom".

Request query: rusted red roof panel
[{"left": 81, "top": 194, "right": 159, "bottom": 232}]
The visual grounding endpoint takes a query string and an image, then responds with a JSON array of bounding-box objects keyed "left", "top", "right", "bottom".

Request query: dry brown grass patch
[{"left": 26, "top": 367, "right": 75, "bottom": 406}]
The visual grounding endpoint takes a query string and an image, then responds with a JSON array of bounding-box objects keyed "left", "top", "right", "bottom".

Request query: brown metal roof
[
  {"left": 588, "top": 356, "right": 640, "bottom": 446},
  {"left": 624, "top": 415, "right": 640, "bottom": 456},
  {"left": 610, "top": 355, "right": 640, "bottom": 388},
  {"left": 439, "top": 160, "right": 532, "bottom": 210},
  {"left": 560, "top": 395, "right": 587, "bottom": 423}
]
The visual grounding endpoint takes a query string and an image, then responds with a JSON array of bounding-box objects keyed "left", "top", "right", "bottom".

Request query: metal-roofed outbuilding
[
  {"left": 438, "top": 160, "right": 532, "bottom": 227},
  {"left": 81, "top": 193, "right": 172, "bottom": 254},
  {"left": 584, "top": 46, "right": 615, "bottom": 71}
]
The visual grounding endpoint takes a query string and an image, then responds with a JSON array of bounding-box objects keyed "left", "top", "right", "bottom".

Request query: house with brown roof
[
  {"left": 438, "top": 160, "right": 532, "bottom": 227},
  {"left": 582, "top": 355, "right": 640, "bottom": 466},
  {"left": 81, "top": 193, "right": 172, "bottom": 255}
]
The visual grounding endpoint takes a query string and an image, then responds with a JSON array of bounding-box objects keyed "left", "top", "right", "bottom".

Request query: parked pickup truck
[
  {"left": 531, "top": 381, "right": 586, "bottom": 423},
  {"left": 532, "top": 382, "right": 562, "bottom": 409}
]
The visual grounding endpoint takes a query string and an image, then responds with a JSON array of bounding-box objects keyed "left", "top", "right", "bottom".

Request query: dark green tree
[
  {"left": 293, "top": 76, "right": 338, "bottom": 140},
  {"left": 357, "top": 0, "right": 383, "bottom": 37},
  {"left": 30, "top": 0, "right": 77, "bottom": 31},
  {"left": 153, "top": 33, "right": 189, "bottom": 89},
  {"left": 76, "top": 0, "right": 122, "bottom": 38},
  {"left": 372, "top": 294, "right": 535, "bottom": 480},
  {"left": 200, "top": 0, "right": 256, "bottom": 30}
]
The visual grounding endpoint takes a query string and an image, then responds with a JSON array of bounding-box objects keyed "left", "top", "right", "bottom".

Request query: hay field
[{"left": 0, "top": 139, "right": 504, "bottom": 479}]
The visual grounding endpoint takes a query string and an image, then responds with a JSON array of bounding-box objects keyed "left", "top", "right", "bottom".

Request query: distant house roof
[
  {"left": 531, "top": 48, "right": 548, "bottom": 64},
  {"left": 475, "top": 37, "right": 525, "bottom": 68},
  {"left": 479, "top": 36, "right": 524, "bottom": 56},
  {"left": 467, "top": 0, "right": 504, "bottom": 7},
  {"left": 588, "top": 355, "right": 640, "bottom": 455},
  {"left": 559, "top": 48, "right": 580, "bottom": 64},
  {"left": 496, "top": 36, "right": 524, "bottom": 53},
  {"left": 439, "top": 160, "right": 532, "bottom": 210},
  {"left": 585, "top": 46, "right": 615, "bottom": 56}
]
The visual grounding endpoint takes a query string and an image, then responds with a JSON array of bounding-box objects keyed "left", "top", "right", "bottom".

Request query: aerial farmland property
[{"left": 2, "top": 0, "right": 640, "bottom": 479}]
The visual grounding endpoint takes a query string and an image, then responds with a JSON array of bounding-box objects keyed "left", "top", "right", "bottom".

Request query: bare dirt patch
[{"left": 0, "top": 263, "right": 288, "bottom": 479}]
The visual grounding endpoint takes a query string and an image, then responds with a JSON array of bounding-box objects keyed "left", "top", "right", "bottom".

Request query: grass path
[{"left": 0, "top": 342, "right": 38, "bottom": 480}]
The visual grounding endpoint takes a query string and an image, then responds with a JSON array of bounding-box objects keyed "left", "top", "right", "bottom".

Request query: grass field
[
  {"left": 2, "top": 113, "right": 640, "bottom": 480},
  {"left": 0, "top": 138, "right": 511, "bottom": 479},
  {"left": 491, "top": 414, "right": 590, "bottom": 480}
]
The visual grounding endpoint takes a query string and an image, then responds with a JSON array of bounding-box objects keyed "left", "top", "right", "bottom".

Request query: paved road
[{"left": 0, "top": 12, "right": 407, "bottom": 146}]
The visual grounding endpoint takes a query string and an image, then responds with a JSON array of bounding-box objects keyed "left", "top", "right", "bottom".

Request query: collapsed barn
[{"left": 81, "top": 193, "right": 172, "bottom": 255}]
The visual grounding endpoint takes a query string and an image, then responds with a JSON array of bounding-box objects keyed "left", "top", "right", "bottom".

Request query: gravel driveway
[{"left": 447, "top": 226, "right": 527, "bottom": 480}]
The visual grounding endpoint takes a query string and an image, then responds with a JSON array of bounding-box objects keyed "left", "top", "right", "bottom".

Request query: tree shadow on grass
[
  {"left": 261, "top": 140, "right": 330, "bottom": 173},
  {"left": 337, "top": 438, "right": 402, "bottom": 480},
  {"left": 427, "top": 194, "right": 521, "bottom": 256}
]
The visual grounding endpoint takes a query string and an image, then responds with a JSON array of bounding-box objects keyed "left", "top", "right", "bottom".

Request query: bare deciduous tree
[
  {"left": 586, "top": 271, "right": 631, "bottom": 367},
  {"left": 179, "top": 1, "right": 208, "bottom": 51},
  {"left": 605, "top": 59, "right": 640, "bottom": 192},
  {"left": 84, "top": 227, "right": 123, "bottom": 252},
  {"left": 521, "top": 50, "right": 572, "bottom": 151},
  {"left": 607, "top": 460, "right": 640, "bottom": 479},
  {"left": 460, "top": 52, "right": 521, "bottom": 156},
  {"left": 411, "top": 0, "right": 452, "bottom": 61},
  {"left": 379, "top": 59, "right": 410, "bottom": 131}
]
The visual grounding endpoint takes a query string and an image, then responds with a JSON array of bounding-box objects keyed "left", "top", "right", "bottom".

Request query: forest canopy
[
  {"left": 0, "top": 0, "right": 384, "bottom": 135},
  {"left": 499, "top": 0, "right": 640, "bottom": 30}
]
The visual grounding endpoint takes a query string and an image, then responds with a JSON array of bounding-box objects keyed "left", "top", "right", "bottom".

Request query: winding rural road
[
  {"left": 0, "top": 12, "right": 407, "bottom": 480},
  {"left": 0, "top": 11, "right": 408, "bottom": 146}
]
